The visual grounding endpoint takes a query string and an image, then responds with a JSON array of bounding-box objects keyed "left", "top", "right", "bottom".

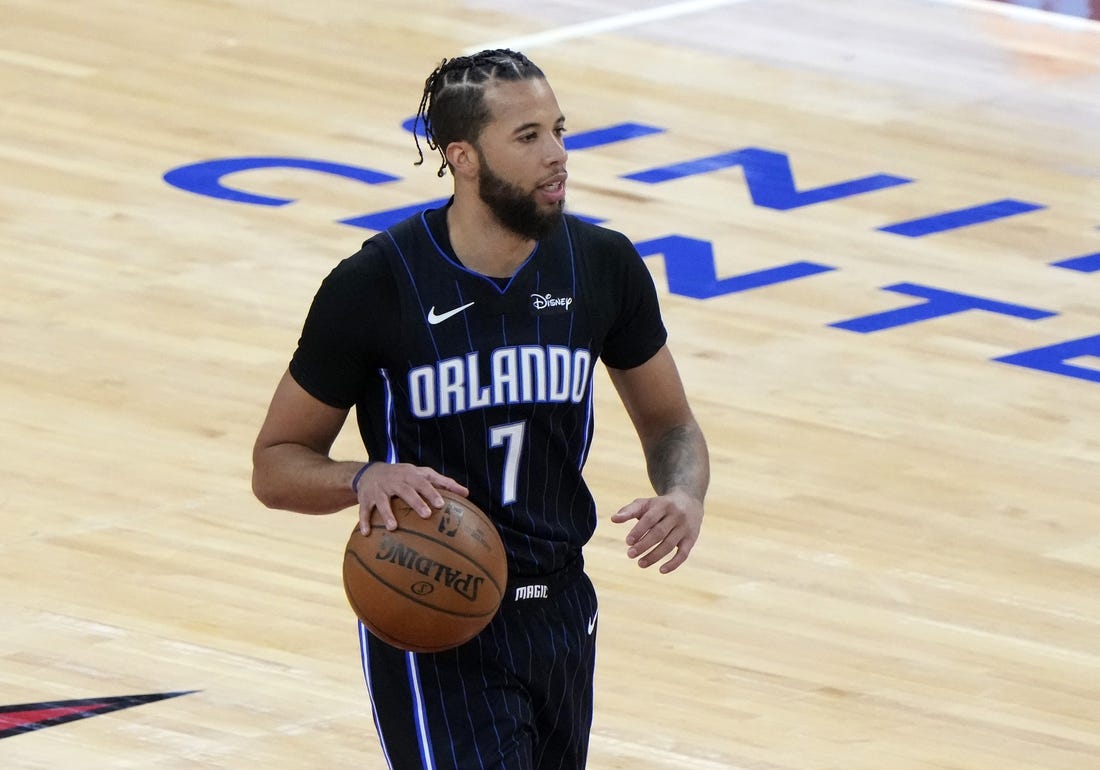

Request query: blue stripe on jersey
[
  {"left": 467, "top": 636, "right": 499, "bottom": 769},
  {"left": 577, "top": 386, "right": 595, "bottom": 471},
  {"left": 406, "top": 652, "right": 436, "bottom": 770},
  {"left": 560, "top": 220, "right": 594, "bottom": 471},
  {"left": 379, "top": 367, "right": 399, "bottom": 463},
  {"left": 358, "top": 622, "right": 396, "bottom": 770}
]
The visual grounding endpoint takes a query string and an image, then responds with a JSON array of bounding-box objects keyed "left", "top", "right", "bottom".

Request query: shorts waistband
[{"left": 505, "top": 554, "right": 584, "bottom": 603}]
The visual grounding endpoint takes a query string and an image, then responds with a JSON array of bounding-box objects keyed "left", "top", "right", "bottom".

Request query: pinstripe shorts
[{"left": 358, "top": 556, "right": 598, "bottom": 770}]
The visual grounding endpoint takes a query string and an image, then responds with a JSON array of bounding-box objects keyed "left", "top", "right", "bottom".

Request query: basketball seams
[
  {"left": 381, "top": 513, "right": 507, "bottom": 595},
  {"left": 348, "top": 573, "right": 482, "bottom": 653},
  {"left": 344, "top": 547, "right": 496, "bottom": 620}
]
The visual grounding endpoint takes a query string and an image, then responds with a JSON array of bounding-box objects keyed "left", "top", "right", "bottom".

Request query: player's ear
[{"left": 445, "top": 141, "right": 478, "bottom": 179}]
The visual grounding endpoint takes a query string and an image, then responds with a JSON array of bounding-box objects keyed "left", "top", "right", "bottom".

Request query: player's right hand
[{"left": 353, "top": 462, "right": 469, "bottom": 535}]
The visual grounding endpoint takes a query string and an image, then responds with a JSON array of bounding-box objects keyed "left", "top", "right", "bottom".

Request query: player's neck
[{"left": 446, "top": 198, "right": 535, "bottom": 278}]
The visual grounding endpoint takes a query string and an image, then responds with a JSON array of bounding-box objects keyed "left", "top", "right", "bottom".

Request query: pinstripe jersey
[{"left": 290, "top": 204, "right": 666, "bottom": 577}]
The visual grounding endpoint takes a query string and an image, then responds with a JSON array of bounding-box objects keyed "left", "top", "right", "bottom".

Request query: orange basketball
[{"left": 342, "top": 490, "right": 507, "bottom": 653}]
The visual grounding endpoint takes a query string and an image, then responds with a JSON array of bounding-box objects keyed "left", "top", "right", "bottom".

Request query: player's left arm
[{"left": 606, "top": 344, "right": 710, "bottom": 573}]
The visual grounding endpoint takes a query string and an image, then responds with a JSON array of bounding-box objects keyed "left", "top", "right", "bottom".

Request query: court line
[
  {"left": 924, "top": 0, "right": 1100, "bottom": 32},
  {"left": 463, "top": 0, "right": 753, "bottom": 54}
]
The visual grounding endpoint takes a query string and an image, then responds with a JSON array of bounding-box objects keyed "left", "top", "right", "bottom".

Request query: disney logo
[{"left": 531, "top": 293, "right": 574, "bottom": 311}]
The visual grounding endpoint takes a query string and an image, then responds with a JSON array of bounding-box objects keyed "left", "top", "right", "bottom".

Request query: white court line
[
  {"left": 923, "top": 0, "right": 1100, "bottom": 32},
  {"left": 465, "top": 0, "right": 1100, "bottom": 58},
  {"left": 463, "top": 0, "right": 753, "bottom": 54}
]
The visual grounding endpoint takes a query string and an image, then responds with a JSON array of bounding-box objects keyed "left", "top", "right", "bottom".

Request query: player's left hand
[{"left": 611, "top": 489, "right": 703, "bottom": 573}]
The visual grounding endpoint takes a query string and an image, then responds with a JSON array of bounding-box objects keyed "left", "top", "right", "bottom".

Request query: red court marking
[{"left": 0, "top": 704, "right": 110, "bottom": 730}]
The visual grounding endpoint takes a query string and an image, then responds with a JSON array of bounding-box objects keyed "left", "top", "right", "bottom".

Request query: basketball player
[{"left": 252, "top": 49, "right": 709, "bottom": 770}]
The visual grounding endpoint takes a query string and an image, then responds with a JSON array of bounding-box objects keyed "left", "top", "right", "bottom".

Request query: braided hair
[{"left": 414, "top": 49, "right": 545, "bottom": 177}]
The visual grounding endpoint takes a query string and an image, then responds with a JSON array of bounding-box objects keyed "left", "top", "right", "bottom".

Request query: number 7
[{"left": 489, "top": 421, "right": 526, "bottom": 505}]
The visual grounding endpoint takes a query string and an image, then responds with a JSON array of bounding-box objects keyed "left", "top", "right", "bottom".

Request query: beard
[{"left": 477, "top": 159, "right": 564, "bottom": 241}]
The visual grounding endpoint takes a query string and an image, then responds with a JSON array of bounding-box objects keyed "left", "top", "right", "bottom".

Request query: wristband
[{"left": 351, "top": 462, "right": 376, "bottom": 494}]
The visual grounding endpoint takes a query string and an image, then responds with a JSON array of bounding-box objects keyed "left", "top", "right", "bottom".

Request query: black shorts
[{"left": 357, "top": 557, "right": 599, "bottom": 770}]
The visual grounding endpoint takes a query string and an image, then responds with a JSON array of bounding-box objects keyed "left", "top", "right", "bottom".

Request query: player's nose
[{"left": 546, "top": 133, "right": 567, "bottom": 166}]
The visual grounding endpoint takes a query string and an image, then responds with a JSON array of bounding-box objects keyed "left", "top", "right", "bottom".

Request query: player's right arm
[
  {"left": 252, "top": 369, "right": 467, "bottom": 532},
  {"left": 251, "top": 368, "right": 362, "bottom": 515}
]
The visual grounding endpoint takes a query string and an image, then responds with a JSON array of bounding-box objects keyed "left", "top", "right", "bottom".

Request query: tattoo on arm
[{"left": 646, "top": 421, "right": 710, "bottom": 501}]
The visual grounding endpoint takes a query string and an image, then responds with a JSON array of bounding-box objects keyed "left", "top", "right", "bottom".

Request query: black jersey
[{"left": 290, "top": 205, "right": 666, "bottom": 576}]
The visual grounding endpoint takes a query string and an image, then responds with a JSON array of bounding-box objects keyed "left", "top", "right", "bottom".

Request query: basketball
[{"left": 342, "top": 490, "right": 507, "bottom": 653}]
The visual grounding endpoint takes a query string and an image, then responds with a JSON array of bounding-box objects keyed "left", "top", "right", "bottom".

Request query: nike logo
[
  {"left": 587, "top": 610, "right": 598, "bottom": 635},
  {"left": 427, "top": 302, "right": 475, "bottom": 325}
]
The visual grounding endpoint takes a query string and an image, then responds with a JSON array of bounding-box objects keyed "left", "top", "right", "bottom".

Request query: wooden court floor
[{"left": 2, "top": 1, "right": 1099, "bottom": 768}]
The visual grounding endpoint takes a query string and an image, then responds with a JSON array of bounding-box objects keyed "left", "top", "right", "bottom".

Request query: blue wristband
[{"left": 351, "top": 462, "right": 376, "bottom": 494}]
